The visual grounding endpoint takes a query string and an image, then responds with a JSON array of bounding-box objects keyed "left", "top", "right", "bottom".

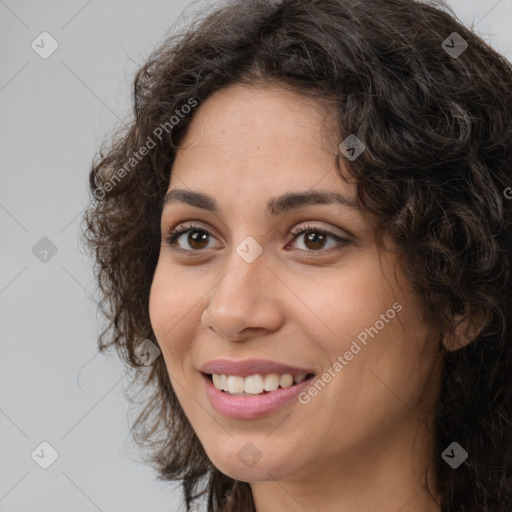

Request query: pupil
[
  {"left": 186, "top": 230, "right": 327, "bottom": 250},
  {"left": 306, "top": 231, "right": 326, "bottom": 250},
  {"left": 189, "top": 230, "right": 209, "bottom": 249}
]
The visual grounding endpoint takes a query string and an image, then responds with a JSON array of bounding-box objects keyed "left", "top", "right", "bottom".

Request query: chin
[{"left": 205, "top": 440, "right": 295, "bottom": 482}]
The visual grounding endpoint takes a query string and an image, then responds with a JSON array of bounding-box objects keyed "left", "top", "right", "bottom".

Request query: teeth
[
  {"left": 279, "top": 374, "right": 294, "bottom": 388},
  {"left": 244, "top": 374, "right": 264, "bottom": 394},
  {"left": 226, "top": 375, "right": 245, "bottom": 394},
  {"left": 211, "top": 372, "right": 309, "bottom": 394},
  {"left": 212, "top": 373, "right": 228, "bottom": 391},
  {"left": 263, "top": 373, "right": 280, "bottom": 391}
]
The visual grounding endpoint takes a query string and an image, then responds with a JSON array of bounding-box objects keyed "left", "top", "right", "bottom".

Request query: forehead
[{"left": 169, "top": 82, "right": 351, "bottom": 197}]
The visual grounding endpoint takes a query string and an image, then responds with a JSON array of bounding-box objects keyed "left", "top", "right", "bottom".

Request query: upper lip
[{"left": 200, "top": 358, "right": 315, "bottom": 377}]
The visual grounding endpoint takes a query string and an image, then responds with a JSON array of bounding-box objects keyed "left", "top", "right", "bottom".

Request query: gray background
[{"left": 1, "top": 1, "right": 511, "bottom": 511}]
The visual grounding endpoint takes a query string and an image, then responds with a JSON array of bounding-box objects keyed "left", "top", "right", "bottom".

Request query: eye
[
  {"left": 287, "top": 224, "right": 351, "bottom": 256},
  {"left": 164, "top": 222, "right": 219, "bottom": 252},
  {"left": 163, "top": 222, "right": 351, "bottom": 256}
]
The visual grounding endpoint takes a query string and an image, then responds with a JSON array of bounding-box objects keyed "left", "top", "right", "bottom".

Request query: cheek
[
  {"left": 149, "top": 258, "right": 197, "bottom": 331},
  {"left": 148, "top": 269, "right": 172, "bottom": 341},
  {"left": 291, "top": 256, "right": 432, "bottom": 400},
  {"left": 148, "top": 263, "right": 197, "bottom": 366},
  {"left": 288, "top": 260, "right": 394, "bottom": 350}
]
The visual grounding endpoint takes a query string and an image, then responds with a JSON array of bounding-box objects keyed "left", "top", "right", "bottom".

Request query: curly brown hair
[{"left": 83, "top": 0, "right": 512, "bottom": 510}]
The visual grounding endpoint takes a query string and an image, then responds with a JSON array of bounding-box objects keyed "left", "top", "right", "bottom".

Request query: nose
[{"left": 201, "top": 249, "right": 284, "bottom": 342}]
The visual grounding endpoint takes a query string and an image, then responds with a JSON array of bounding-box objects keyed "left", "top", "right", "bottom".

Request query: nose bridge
[
  {"left": 202, "top": 241, "right": 281, "bottom": 340},
  {"left": 218, "top": 226, "right": 269, "bottom": 295},
  {"left": 213, "top": 243, "right": 268, "bottom": 311}
]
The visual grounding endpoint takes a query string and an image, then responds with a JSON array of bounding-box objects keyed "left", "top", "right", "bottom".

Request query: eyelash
[{"left": 163, "top": 222, "right": 350, "bottom": 257}]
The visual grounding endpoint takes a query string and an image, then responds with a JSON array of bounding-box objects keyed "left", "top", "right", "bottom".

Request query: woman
[{"left": 83, "top": 0, "right": 512, "bottom": 510}]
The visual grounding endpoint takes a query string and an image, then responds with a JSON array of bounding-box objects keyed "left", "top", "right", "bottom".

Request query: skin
[{"left": 149, "top": 82, "right": 445, "bottom": 512}]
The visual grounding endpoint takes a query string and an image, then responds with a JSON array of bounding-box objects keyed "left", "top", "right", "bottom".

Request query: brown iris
[
  {"left": 187, "top": 230, "right": 209, "bottom": 250},
  {"left": 185, "top": 228, "right": 329, "bottom": 251},
  {"left": 303, "top": 231, "right": 327, "bottom": 251}
]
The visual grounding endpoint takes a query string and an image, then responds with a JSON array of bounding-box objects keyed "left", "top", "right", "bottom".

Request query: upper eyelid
[
  {"left": 164, "top": 222, "right": 351, "bottom": 247},
  {"left": 165, "top": 220, "right": 222, "bottom": 239},
  {"left": 165, "top": 220, "right": 348, "bottom": 236}
]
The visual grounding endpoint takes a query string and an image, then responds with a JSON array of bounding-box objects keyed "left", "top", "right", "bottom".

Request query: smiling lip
[
  {"left": 201, "top": 372, "right": 314, "bottom": 419},
  {"left": 199, "top": 358, "right": 315, "bottom": 377},
  {"left": 199, "top": 358, "right": 316, "bottom": 419}
]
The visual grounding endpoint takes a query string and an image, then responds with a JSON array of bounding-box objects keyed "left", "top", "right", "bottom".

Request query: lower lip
[{"left": 201, "top": 373, "right": 314, "bottom": 419}]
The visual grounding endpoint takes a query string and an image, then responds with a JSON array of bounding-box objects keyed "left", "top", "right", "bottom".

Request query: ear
[{"left": 442, "top": 308, "right": 490, "bottom": 352}]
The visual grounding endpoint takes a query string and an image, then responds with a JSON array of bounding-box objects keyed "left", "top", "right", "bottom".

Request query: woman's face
[{"left": 149, "top": 83, "right": 443, "bottom": 489}]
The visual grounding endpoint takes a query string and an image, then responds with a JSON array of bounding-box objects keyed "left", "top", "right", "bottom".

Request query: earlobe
[{"left": 441, "top": 309, "right": 490, "bottom": 352}]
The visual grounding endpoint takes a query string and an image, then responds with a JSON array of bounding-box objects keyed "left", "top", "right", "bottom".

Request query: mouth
[
  {"left": 202, "top": 372, "right": 316, "bottom": 396},
  {"left": 200, "top": 370, "right": 317, "bottom": 419}
]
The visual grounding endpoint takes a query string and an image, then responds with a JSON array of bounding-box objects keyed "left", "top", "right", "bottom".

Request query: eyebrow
[{"left": 162, "top": 188, "right": 359, "bottom": 215}]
